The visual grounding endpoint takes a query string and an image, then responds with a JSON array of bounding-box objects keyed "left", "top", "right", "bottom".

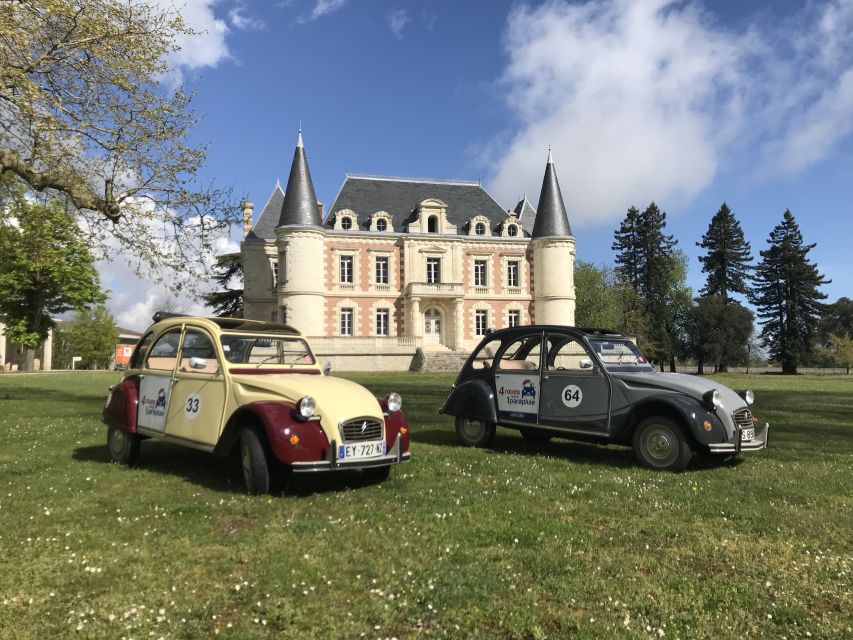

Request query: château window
[
  {"left": 474, "top": 260, "right": 487, "bottom": 287},
  {"left": 376, "top": 308, "right": 390, "bottom": 336},
  {"left": 376, "top": 218, "right": 387, "bottom": 231},
  {"left": 507, "top": 224, "right": 519, "bottom": 237},
  {"left": 428, "top": 215, "right": 439, "bottom": 233},
  {"left": 341, "top": 216, "right": 353, "bottom": 230},
  {"left": 375, "top": 256, "right": 389, "bottom": 285},
  {"left": 508, "top": 310, "right": 521, "bottom": 327},
  {"left": 426, "top": 257, "right": 441, "bottom": 284},
  {"left": 475, "top": 222, "right": 486, "bottom": 236},
  {"left": 340, "top": 308, "right": 353, "bottom": 336},
  {"left": 475, "top": 310, "right": 488, "bottom": 336},
  {"left": 272, "top": 260, "right": 279, "bottom": 287},
  {"left": 340, "top": 255, "right": 354, "bottom": 284},
  {"left": 507, "top": 260, "right": 519, "bottom": 288}
]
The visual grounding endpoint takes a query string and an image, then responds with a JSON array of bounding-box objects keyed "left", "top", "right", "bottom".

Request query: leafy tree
[
  {"left": 63, "top": 305, "right": 119, "bottom": 369},
  {"left": 818, "top": 297, "right": 853, "bottom": 344},
  {"left": 751, "top": 210, "right": 829, "bottom": 374},
  {"left": 697, "top": 202, "right": 752, "bottom": 300},
  {"left": 203, "top": 252, "right": 243, "bottom": 317},
  {"left": 0, "top": 186, "right": 104, "bottom": 370},
  {"left": 826, "top": 334, "right": 853, "bottom": 375},
  {"left": 1, "top": 0, "right": 235, "bottom": 288},
  {"left": 688, "top": 296, "right": 754, "bottom": 374}
]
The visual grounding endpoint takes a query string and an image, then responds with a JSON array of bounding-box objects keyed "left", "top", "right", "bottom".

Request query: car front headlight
[
  {"left": 703, "top": 388, "right": 721, "bottom": 410},
  {"left": 386, "top": 392, "right": 402, "bottom": 413},
  {"left": 297, "top": 395, "right": 316, "bottom": 419},
  {"left": 741, "top": 389, "right": 754, "bottom": 405}
]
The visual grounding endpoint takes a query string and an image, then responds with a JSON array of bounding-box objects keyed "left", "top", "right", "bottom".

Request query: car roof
[
  {"left": 146, "top": 312, "right": 304, "bottom": 337},
  {"left": 480, "top": 325, "right": 627, "bottom": 340}
]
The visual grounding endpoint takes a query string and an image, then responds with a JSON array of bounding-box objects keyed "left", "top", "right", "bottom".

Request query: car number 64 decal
[
  {"left": 184, "top": 392, "right": 202, "bottom": 420},
  {"left": 561, "top": 385, "right": 583, "bottom": 408}
]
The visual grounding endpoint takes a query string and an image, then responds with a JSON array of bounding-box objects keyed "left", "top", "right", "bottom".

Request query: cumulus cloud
[
  {"left": 151, "top": 0, "right": 231, "bottom": 72},
  {"left": 297, "top": 0, "right": 348, "bottom": 24},
  {"left": 229, "top": 2, "right": 266, "bottom": 30},
  {"left": 485, "top": 0, "right": 853, "bottom": 225},
  {"left": 387, "top": 8, "right": 409, "bottom": 38}
]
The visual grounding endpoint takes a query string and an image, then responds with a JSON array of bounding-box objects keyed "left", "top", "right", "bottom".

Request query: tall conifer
[
  {"left": 751, "top": 210, "right": 829, "bottom": 374},
  {"left": 697, "top": 203, "right": 752, "bottom": 300}
]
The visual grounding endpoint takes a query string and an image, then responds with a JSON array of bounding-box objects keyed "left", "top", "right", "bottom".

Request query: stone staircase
[{"left": 410, "top": 347, "right": 471, "bottom": 372}]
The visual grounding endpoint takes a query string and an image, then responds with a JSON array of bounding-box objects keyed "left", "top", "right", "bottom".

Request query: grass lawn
[{"left": 0, "top": 371, "right": 851, "bottom": 639}]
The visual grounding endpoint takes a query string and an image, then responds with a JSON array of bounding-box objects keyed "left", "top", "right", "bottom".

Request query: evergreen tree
[
  {"left": 697, "top": 203, "right": 752, "bottom": 300},
  {"left": 203, "top": 252, "right": 243, "bottom": 317},
  {"left": 611, "top": 206, "right": 643, "bottom": 290},
  {"left": 751, "top": 210, "right": 829, "bottom": 374}
]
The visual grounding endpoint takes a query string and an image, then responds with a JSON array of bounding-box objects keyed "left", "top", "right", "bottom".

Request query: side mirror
[
  {"left": 189, "top": 357, "right": 208, "bottom": 370},
  {"left": 579, "top": 358, "right": 593, "bottom": 370},
  {"left": 323, "top": 361, "right": 332, "bottom": 376}
]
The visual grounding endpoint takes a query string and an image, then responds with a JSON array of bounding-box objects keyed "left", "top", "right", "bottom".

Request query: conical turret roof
[
  {"left": 278, "top": 130, "right": 322, "bottom": 227},
  {"left": 531, "top": 149, "right": 572, "bottom": 239}
]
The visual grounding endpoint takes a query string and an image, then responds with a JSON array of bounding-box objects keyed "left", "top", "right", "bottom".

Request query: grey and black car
[{"left": 440, "top": 325, "right": 768, "bottom": 471}]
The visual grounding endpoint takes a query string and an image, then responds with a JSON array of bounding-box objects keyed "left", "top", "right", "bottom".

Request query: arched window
[
  {"left": 507, "top": 224, "right": 518, "bottom": 237},
  {"left": 341, "top": 216, "right": 352, "bottom": 230},
  {"left": 376, "top": 218, "right": 387, "bottom": 231},
  {"left": 475, "top": 222, "right": 486, "bottom": 236},
  {"left": 428, "top": 215, "right": 439, "bottom": 233}
]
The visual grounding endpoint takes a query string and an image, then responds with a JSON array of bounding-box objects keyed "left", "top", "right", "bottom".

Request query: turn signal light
[
  {"left": 399, "top": 426, "right": 409, "bottom": 435},
  {"left": 289, "top": 434, "right": 300, "bottom": 446},
  {"left": 753, "top": 417, "right": 758, "bottom": 425},
  {"left": 703, "top": 421, "right": 712, "bottom": 431}
]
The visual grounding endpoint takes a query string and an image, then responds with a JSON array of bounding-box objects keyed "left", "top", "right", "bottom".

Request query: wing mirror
[
  {"left": 579, "top": 358, "right": 594, "bottom": 370},
  {"left": 323, "top": 360, "right": 332, "bottom": 376},
  {"left": 189, "top": 357, "right": 208, "bottom": 370}
]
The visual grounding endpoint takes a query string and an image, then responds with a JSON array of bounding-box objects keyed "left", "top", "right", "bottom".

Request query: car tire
[
  {"left": 455, "top": 416, "right": 496, "bottom": 447},
  {"left": 240, "top": 428, "right": 272, "bottom": 495},
  {"left": 633, "top": 417, "right": 693, "bottom": 471},
  {"left": 363, "top": 465, "right": 391, "bottom": 483},
  {"left": 107, "top": 426, "right": 140, "bottom": 466},
  {"left": 521, "top": 428, "right": 552, "bottom": 444}
]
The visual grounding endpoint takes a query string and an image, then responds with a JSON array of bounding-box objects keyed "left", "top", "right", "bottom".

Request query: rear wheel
[
  {"left": 240, "top": 428, "right": 272, "bottom": 494},
  {"left": 455, "top": 416, "right": 496, "bottom": 447},
  {"left": 633, "top": 417, "right": 693, "bottom": 471},
  {"left": 107, "top": 426, "right": 140, "bottom": 466}
]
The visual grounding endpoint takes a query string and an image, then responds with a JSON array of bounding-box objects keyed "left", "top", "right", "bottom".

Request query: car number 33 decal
[
  {"left": 561, "top": 385, "right": 583, "bottom": 408},
  {"left": 184, "top": 392, "right": 202, "bottom": 420}
]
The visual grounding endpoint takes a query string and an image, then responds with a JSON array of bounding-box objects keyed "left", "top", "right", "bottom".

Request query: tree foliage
[
  {"left": 687, "top": 296, "right": 754, "bottom": 373},
  {"left": 818, "top": 297, "right": 853, "bottom": 344},
  {"left": 55, "top": 304, "right": 118, "bottom": 369},
  {"left": 0, "top": 0, "right": 236, "bottom": 288},
  {"left": 825, "top": 334, "right": 853, "bottom": 374},
  {"left": 202, "top": 252, "right": 243, "bottom": 317},
  {"left": 751, "top": 210, "right": 829, "bottom": 374},
  {"left": 697, "top": 202, "right": 752, "bottom": 300},
  {"left": 0, "top": 180, "right": 104, "bottom": 369}
]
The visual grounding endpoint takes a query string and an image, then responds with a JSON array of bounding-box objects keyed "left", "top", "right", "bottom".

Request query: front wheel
[
  {"left": 240, "top": 428, "right": 273, "bottom": 494},
  {"left": 633, "top": 417, "right": 693, "bottom": 471},
  {"left": 107, "top": 426, "right": 140, "bottom": 466},
  {"left": 455, "top": 416, "right": 496, "bottom": 447}
]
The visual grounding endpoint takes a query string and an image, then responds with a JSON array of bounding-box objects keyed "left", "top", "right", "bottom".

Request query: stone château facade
[{"left": 241, "top": 131, "right": 576, "bottom": 369}]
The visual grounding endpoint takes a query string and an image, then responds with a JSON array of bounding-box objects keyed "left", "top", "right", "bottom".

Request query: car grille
[
  {"left": 340, "top": 417, "right": 383, "bottom": 443},
  {"left": 732, "top": 408, "right": 753, "bottom": 429}
]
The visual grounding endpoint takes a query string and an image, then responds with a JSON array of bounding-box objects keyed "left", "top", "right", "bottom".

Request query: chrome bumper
[
  {"left": 707, "top": 423, "right": 769, "bottom": 454},
  {"left": 290, "top": 435, "right": 411, "bottom": 473}
]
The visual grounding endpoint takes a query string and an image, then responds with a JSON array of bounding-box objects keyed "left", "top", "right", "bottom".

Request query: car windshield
[
  {"left": 220, "top": 334, "right": 316, "bottom": 368},
  {"left": 588, "top": 338, "right": 653, "bottom": 371}
]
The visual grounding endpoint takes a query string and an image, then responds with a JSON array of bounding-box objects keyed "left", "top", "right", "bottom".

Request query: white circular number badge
[
  {"left": 184, "top": 393, "right": 202, "bottom": 420},
  {"left": 561, "top": 385, "right": 583, "bottom": 408}
]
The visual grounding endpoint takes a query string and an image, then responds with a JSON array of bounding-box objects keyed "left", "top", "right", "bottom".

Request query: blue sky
[{"left": 102, "top": 0, "right": 853, "bottom": 329}]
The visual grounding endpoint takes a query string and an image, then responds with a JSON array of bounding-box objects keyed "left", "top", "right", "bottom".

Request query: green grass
[{"left": 0, "top": 371, "right": 851, "bottom": 639}]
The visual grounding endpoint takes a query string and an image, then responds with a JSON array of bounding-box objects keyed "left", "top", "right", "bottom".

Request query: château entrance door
[{"left": 424, "top": 308, "right": 442, "bottom": 346}]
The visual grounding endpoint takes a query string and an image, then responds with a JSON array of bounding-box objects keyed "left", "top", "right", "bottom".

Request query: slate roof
[
  {"left": 514, "top": 197, "right": 537, "bottom": 236},
  {"left": 278, "top": 131, "right": 322, "bottom": 228},
  {"left": 326, "top": 175, "right": 512, "bottom": 235},
  {"left": 247, "top": 183, "right": 284, "bottom": 241},
  {"left": 531, "top": 153, "right": 573, "bottom": 239}
]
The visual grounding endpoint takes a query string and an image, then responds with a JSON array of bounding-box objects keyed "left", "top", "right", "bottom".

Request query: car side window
[
  {"left": 469, "top": 336, "right": 501, "bottom": 370},
  {"left": 497, "top": 335, "right": 541, "bottom": 372},
  {"left": 179, "top": 329, "right": 220, "bottom": 374},
  {"left": 129, "top": 333, "right": 153, "bottom": 369},
  {"left": 145, "top": 329, "right": 182, "bottom": 371},
  {"left": 548, "top": 336, "right": 595, "bottom": 372}
]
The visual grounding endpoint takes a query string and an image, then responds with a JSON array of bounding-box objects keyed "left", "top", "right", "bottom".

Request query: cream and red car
[{"left": 102, "top": 313, "right": 410, "bottom": 493}]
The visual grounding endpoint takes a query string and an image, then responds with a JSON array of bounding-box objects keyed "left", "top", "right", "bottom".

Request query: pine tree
[
  {"left": 611, "top": 206, "right": 643, "bottom": 290},
  {"left": 203, "top": 253, "right": 243, "bottom": 317},
  {"left": 751, "top": 210, "right": 829, "bottom": 374},
  {"left": 697, "top": 203, "right": 752, "bottom": 300}
]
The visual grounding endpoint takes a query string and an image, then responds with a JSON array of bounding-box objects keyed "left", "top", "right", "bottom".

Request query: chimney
[
  {"left": 316, "top": 201, "right": 324, "bottom": 219},
  {"left": 241, "top": 200, "right": 254, "bottom": 239}
]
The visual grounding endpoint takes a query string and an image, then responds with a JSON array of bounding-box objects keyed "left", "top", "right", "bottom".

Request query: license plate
[
  {"left": 740, "top": 428, "right": 755, "bottom": 442},
  {"left": 337, "top": 441, "right": 386, "bottom": 461}
]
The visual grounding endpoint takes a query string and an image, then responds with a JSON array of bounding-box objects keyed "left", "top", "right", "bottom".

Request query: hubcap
[
  {"left": 110, "top": 429, "right": 125, "bottom": 454},
  {"left": 462, "top": 419, "right": 484, "bottom": 439},
  {"left": 645, "top": 427, "right": 674, "bottom": 461}
]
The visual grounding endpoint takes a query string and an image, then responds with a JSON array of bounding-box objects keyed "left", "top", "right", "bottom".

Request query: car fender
[
  {"left": 618, "top": 394, "right": 727, "bottom": 446},
  {"left": 215, "top": 401, "right": 330, "bottom": 464},
  {"left": 102, "top": 376, "right": 140, "bottom": 433},
  {"left": 377, "top": 397, "right": 410, "bottom": 454},
  {"left": 440, "top": 379, "right": 497, "bottom": 423}
]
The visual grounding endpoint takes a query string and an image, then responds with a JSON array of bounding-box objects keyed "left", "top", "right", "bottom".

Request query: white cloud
[
  {"left": 485, "top": 0, "right": 853, "bottom": 225},
  {"left": 148, "top": 0, "right": 231, "bottom": 72},
  {"left": 229, "top": 2, "right": 266, "bottom": 30},
  {"left": 297, "top": 0, "right": 347, "bottom": 24},
  {"left": 387, "top": 8, "right": 409, "bottom": 39}
]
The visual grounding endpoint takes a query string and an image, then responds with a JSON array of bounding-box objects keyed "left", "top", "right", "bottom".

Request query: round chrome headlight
[
  {"left": 297, "top": 395, "right": 315, "bottom": 419},
  {"left": 704, "top": 388, "right": 722, "bottom": 410},
  {"left": 743, "top": 389, "right": 754, "bottom": 405},
  {"left": 386, "top": 392, "right": 402, "bottom": 413}
]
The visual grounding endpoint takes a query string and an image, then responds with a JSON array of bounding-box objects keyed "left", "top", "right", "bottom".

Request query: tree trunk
[
  {"left": 718, "top": 363, "right": 729, "bottom": 373},
  {"left": 697, "top": 357, "right": 704, "bottom": 375},
  {"left": 669, "top": 356, "right": 676, "bottom": 372},
  {"left": 23, "top": 348, "right": 36, "bottom": 371}
]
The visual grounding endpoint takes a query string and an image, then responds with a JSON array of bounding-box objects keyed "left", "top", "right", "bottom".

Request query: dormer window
[
  {"left": 428, "top": 215, "right": 439, "bottom": 233},
  {"left": 507, "top": 224, "right": 519, "bottom": 237},
  {"left": 475, "top": 222, "right": 486, "bottom": 236},
  {"left": 369, "top": 211, "right": 393, "bottom": 232},
  {"left": 377, "top": 218, "right": 387, "bottom": 231},
  {"left": 500, "top": 214, "right": 522, "bottom": 237},
  {"left": 468, "top": 215, "right": 492, "bottom": 237},
  {"left": 334, "top": 209, "right": 358, "bottom": 231},
  {"left": 341, "top": 216, "right": 352, "bottom": 230}
]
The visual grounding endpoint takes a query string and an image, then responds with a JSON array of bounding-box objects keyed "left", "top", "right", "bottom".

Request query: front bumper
[
  {"left": 707, "top": 423, "right": 769, "bottom": 454},
  {"left": 289, "top": 435, "right": 411, "bottom": 473}
]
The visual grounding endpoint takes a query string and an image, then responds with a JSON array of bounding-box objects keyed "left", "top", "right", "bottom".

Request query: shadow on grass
[{"left": 72, "top": 442, "right": 394, "bottom": 497}]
